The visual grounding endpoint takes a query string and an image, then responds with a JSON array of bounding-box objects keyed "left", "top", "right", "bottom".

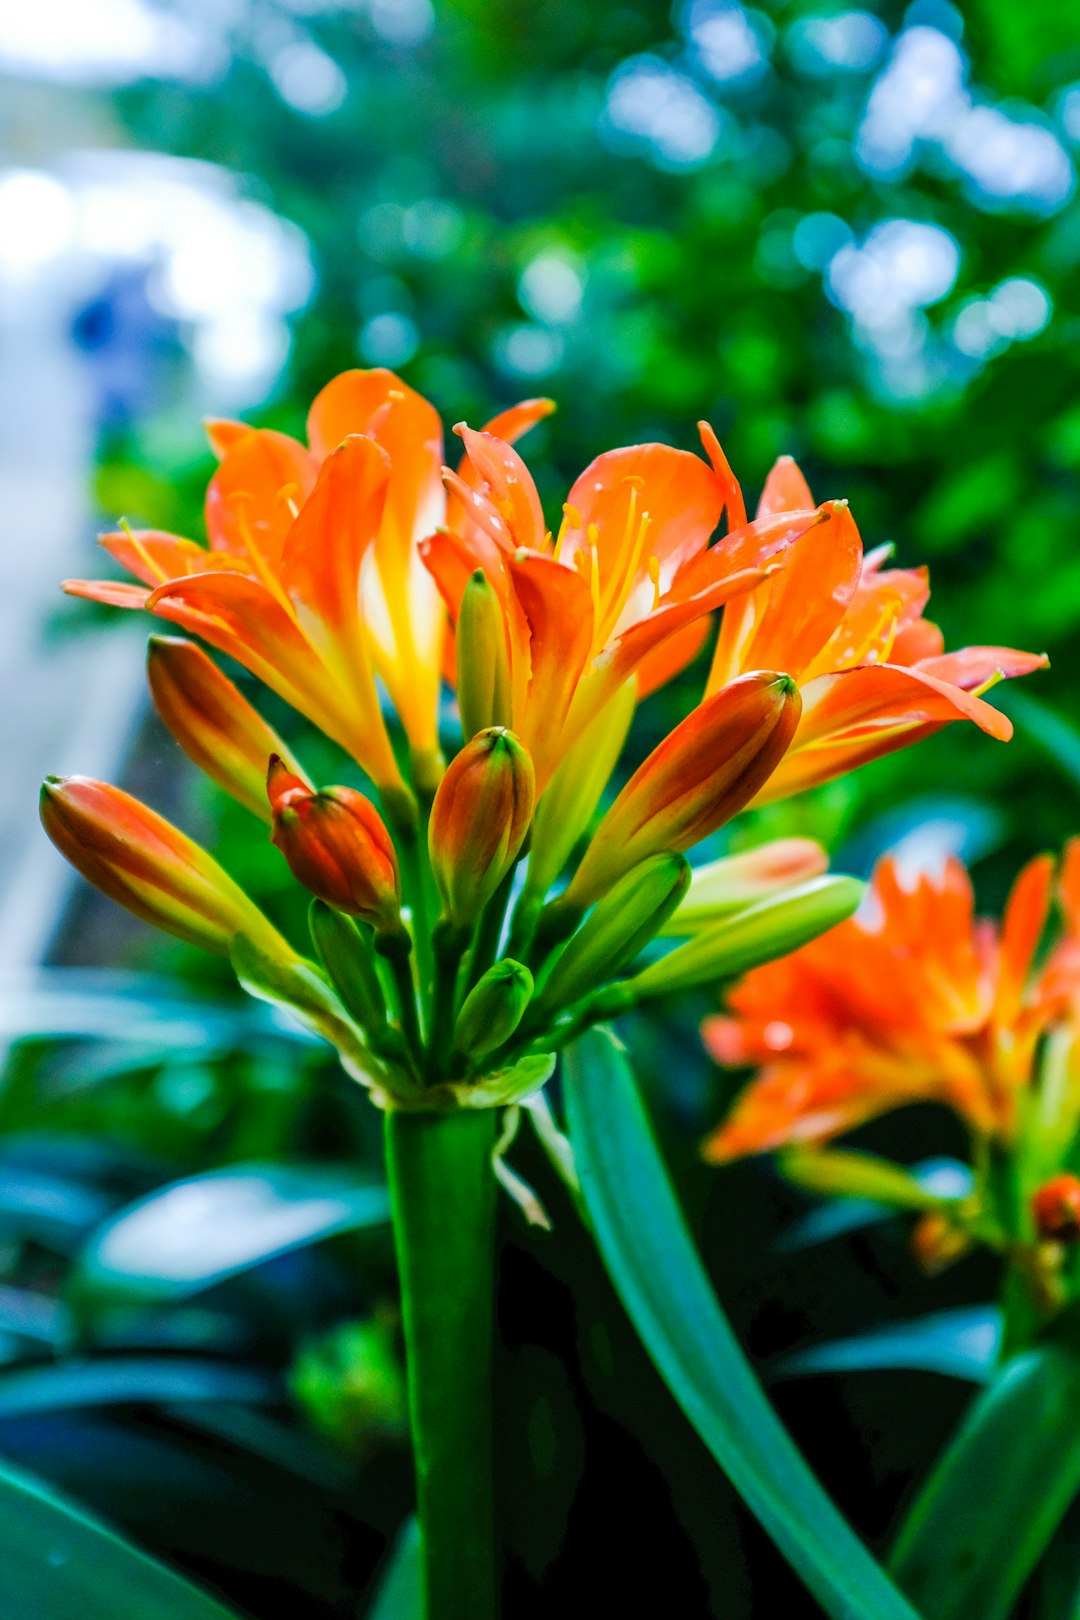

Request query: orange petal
[
  {"left": 996, "top": 853, "right": 1054, "bottom": 1024},
  {"left": 480, "top": 397, "right": 555, "bottom": 443},
  {"left": 454, "top": 426, "right": 547, "bottom": 551},
  {"left": 205, "top": 428, "right": 318, "bottom": 568},
  {"left": 64, "top": 579, "right": 152, "bottom": 610},
  {"left": 710, "top": 501, "right": 864, "bottom": 688},
  {"left": 279, "top": 434, "right": 390, "bottom": 645},
  {"left": 564, "top": 443, "right": 725, "bottom": 586},
  {"left": 891, "top": 617, "right": 945, "bottom": 665},
  {"left": 634, "top": 617, "right": 712, "bottom": 700},
  {"left": 916, "top": 646, "right": 1049, "bottom": 691},
  {"left": 797, "top": 660, "right": 1017, "bottom": 747},
  {"left": 97, "top": 529, "right": 209, "bottom": 587},
  {"left": 756, "top": 455, "right": 815, "bottom": 518},
  {"left": 697, "top": 422, "right": 747, "bottom": 530},
  {"left": 505, "top": 550, "right": 595, "bottom": 786},
  {"left": 204, "top": 418, "right": 249, "bottom": 459},
  {"left": 307, "top": 367, "right": 444, "bottom": 556},
  {"left": 145, "top": 571, "right": 395, "bottom": 779}
]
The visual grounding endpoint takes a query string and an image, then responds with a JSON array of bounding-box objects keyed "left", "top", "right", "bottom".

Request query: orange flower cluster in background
[{"left": 705, "top": 845, "right": 1080, "bottom": 1160}]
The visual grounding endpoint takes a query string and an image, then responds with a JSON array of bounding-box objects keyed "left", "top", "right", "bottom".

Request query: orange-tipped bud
[
  {"left": 40, "top": 775, "right": 290, "bottom": 958},
  {"left": 268, "top": 758, "right": 401, "bottom": 931},
  {"left": 148, "top": 636, "right": 310, "bottom": 822},
  {"left": 911, "top": 1211, "right": 973, "bottom": 1274},
  {"left": 428, "top": 727, "right": 535, "bottom": 928},
  {"left": 563, "top": 673, "right": 800, "bottom": 910},
  {"left": 1032, "top": 1174, "right": 1080, "bottom": 1242}
]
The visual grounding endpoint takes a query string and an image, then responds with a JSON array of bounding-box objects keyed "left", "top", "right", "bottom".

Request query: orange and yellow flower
[
  {"left": 423, "top": 422, "right": 830, "bottom": 790},
  {"left": 705, "top": 456, "right": 1048, "bottom": 802},
  {"left": 704, "top": 847, "right": 1080, "bottom": 1160},
  {"left": 67, "top": 370, "right": 550, "bottom": 803}
]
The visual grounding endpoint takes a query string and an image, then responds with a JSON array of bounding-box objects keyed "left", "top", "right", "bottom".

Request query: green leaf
[
  {"left": 0, "top": 1357, "right": 277, "bottom": 1416},
  {"left": 369, "top": 1517, "right": 422, "bottom": 1619},
  {"left": 889, "top": 1303, "right": 1080, "bottom": 1620},
  {"left": 563, "top": 1028, "right": 921, "bottom": 1620},
  {"left": 0, "top": 1454, "right": 244, "bottom": 1619},
  {"left": 775, "top": 1308, "right": 1001, "bottom": 1385},
  {"left": 70, "top": 1165, "right": 390, "bottom": 1311},
  {"left": 1004, "top": 692, "right": 1080, "bottom": 795}
]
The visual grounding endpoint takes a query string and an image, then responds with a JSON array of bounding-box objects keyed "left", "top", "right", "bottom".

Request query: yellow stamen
[
  {"left": 119, "top": 517, "right": 170, "bottom": 586},
  {"left": 227, "top": 492, "right": 294, "bottom": 614}
]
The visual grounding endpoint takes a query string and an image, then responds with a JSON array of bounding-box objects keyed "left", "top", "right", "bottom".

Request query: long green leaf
[
  {"left": 369, "top": 1517, "right": 422, "bottom": 1619},
  {"left": 889, "top": 1304, "right": 1080, "bottom": 1620},
  {"left": 70, "top": 1165, "right": 390, "bottom": 1311},
  {"left": 563, "top": 1028, "right": 922, "bottom": 1620},
  {"left": 0, "top": 1455, "right": 245, "bottom": 1619}
]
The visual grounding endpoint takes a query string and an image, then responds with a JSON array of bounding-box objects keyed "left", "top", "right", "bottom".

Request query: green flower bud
[
  {"left": 308, "top": 900, "right": 390, "bottom": 1040},
  {"left": 453, "top": 959, "right": 534, "bottom": 1059},
  {"left": 628, "top": 875, "right": 864, "bottom": 999},
  {"left": 536, "top": 853, "right": 691, "bottom": 1016},
  {"left": 456, "top": 571, "right": 511, "bottom": 740}
]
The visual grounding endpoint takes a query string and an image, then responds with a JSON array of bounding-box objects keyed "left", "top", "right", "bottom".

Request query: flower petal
[
  {"left": 454, "top": 426, "right": 547, "bottom": 551},
  {"left": 708, "top": 501, "right": 864, "bottom": 690},
  {"left": 205, "top": 428, "right": 318, "bottom": 568},
  {"left": 564, "top": 443, "right": 725, "bottom": 587},
  {"left": 505, "top": 550, "right": 595, "bottom": 787}
]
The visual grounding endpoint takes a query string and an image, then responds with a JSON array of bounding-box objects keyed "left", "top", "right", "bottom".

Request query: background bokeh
[{"left": 2, "top": 2, "right": 1080, "bottom": 1615}]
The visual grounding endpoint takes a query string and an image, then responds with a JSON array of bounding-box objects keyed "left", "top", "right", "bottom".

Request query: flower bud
[
  {"left": 665, "top": 839, "right": 829, "bottom": 934},
  {"left": 456, "top": 571, "right": 511, "bottom": 740},
  {"left": 428, "top": 728, "right": 535, "bottom": 928},
  {"left": 453, "top": 959, "right": 534, "bottom": 1060},
  {"left": 525, "top": 680, "right": 636, "bottom": 904},
  {"left": 627, "top": 876, "right": 863, "bottom": 1000},
  {"left": 562, "top": 673, "right": 800, "bottom": 910},
  {"left": 536, "top": 854, "right": 690, "bottom": 1016},
  {"left": 911, "top": 1212, "right": 972, "bottom": 1274},
  {"left": 148, "top": 636, "right": 310, "bottom": 822},
  {"left": 40, "top": 775, "right": 290, "bottom": 959},
  {"left": 268, "top": 757, "right": 401, "bottom": 932},
  {"left": 308, "top": 899, "right": 392, "bottom": 1042},
  {"left": 1032, "top": 1174, "right": 1080, "bottom": 1242}
]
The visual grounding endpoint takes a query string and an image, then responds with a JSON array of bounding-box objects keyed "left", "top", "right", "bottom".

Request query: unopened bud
[
  {"left": 456, "top": 571, "right": 511, "bottom": 739},
  {"left": 308, "top": 899, "right": 392, "bottom": 1042},
  {"left": 148, "top": 636, "right": 309, "bottom": 822},
  {"left": 1032, "top": 1174, "right": 1080, "bottom": 1242},
  {"left": 665, "top": 838, "right": 829, "bottom": 934},
  {"left": 911, "top": 1211, "right": 972, "bottom": 1274},
  {"left": 453, "top": 959, "right": 534, "bottom": 1059},
  {"left": 268, "top": 758, "right": 401, "bottom": 933},
  {"left": 41, "top": 775, "right": 290, "bottom": 960},
  {"left": 428, "top": 728, "right": 535, "bottom": 928},
  {"left": 563, "top": 673, "right": 800, "bottom": 910},
  {"left": 536, "top": 854, "right": 690, "bottom": 1016},
  {"left": 627, "top": 876, "right": 863, "bottom": 999}
]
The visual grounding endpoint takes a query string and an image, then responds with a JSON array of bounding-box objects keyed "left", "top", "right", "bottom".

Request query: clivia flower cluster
[
  {"left": 42, "top": 367, "right": 1046, "bottom": 1116},
  {"left": 707, "top": 848, "right": 1080, "bottom": 1310}
]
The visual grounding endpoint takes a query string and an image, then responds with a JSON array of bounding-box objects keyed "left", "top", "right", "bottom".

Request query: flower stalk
[{"left": 385, "top": 1107, "right": 499, "bottom": 1620}]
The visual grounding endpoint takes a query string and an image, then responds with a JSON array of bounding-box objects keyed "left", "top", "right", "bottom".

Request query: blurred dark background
[{"left": 2, "top": 1, "right": 1079, "bottom": 1614}]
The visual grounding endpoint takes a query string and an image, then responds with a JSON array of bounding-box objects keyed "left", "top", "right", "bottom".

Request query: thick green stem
[
  {"left": 428, "top": 923, "right": 467, "bottom": 1082},
  {"left": 385, "top": 1108, "right": 499, "bottom": 1620}
]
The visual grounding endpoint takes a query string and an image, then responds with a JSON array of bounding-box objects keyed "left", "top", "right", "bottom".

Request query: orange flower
[
  {"left": 67, "top": 370, "right": 551, "bottom": 802},
  {"left": 423, "top": 422, "right": 829, "bottom": 790},
  {"left": 703, "top": 849, "right": 1078, "bottom": 1160},
  {"left": 705, "top": 457, "right": 1047, "bottom": 802}
]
